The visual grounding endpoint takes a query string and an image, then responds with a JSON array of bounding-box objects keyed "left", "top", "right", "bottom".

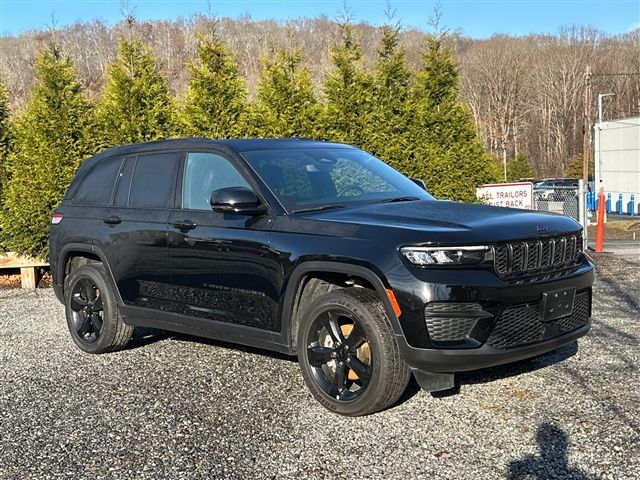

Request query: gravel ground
[{"left": 1, "top": 255, "right": 638, "bottom": 479}]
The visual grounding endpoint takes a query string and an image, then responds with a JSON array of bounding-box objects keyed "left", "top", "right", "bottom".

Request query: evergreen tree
[
  {"left": 0, "top": 47, "right": 91, "bottom": 258},
  {"left": 181, "top": 32, "right": 247, "bottom": 138},
  {"left": 0, "top": 80, "right": 12, "bottom": 252},
  {"left": 410, "top": 34, "right": 499, "bottom": 202},
  {"left": 250, "top": 48, "right": 318, "bottom": 138},
  {"left": 320, "top": 24, "right": 373, "bottom": 147},
  {"left": 565, "top": 153, "right": 593, "bottom": 180},
  {"left": 506, "top": 154, "right": 536, "bottom": 181},
  {"left": 93, "top": 38, "right": 176, "bottom": 150},
  {"left": 0, "top": 79, "right": 11, "bottom": 199},
  {"left": 368, "top": 19, "right": 412, "bottom": 171}
]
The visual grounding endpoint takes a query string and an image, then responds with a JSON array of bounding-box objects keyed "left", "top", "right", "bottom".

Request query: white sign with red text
[{"left": 476, "top": 182, "right": 534, "bottom": 210}]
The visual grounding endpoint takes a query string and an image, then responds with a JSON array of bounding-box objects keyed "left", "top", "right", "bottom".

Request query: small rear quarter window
[{"left": 73, "top": 156, "right": 123, "bottom": 206}]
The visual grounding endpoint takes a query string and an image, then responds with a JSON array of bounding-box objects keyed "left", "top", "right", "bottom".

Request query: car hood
[{"left": 295, "top": 200, "right": 582, "bottom": 244}]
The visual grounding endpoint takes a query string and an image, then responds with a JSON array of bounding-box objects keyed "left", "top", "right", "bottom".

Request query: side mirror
[
  {"left": 409, "top": 177, "right": 427, "bottom": 190},
  {"left": 210, "top": 187, "right": 268, "bottom": 216}
]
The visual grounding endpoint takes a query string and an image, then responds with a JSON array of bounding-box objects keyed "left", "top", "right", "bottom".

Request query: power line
[{"left": 591, "top": 72, "right": 640, "bottom": 77}]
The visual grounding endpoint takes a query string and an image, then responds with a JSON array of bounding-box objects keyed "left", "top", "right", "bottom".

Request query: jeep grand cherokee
[{"left": 49, "top": 138, "right": 594, "bottom": 416}]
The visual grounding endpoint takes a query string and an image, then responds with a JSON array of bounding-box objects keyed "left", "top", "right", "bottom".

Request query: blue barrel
[
  {"left": 606, "top": 193, "right": 611, "bottom": 213},
  {"left": 617, "top": 193, "right": 623, "bottom": 214},
  {"left": 631, "top": 195, "right": 636, "bottom": 217}
]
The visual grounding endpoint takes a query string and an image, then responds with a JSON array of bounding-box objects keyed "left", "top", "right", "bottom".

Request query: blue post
[
  {"left": 606, "top": 193, "right": 611, "bottom": 214},
  {"left": 617, "top": 193, "right": 623, "bottom": 214},
  {"left": 587, "top": 192, "right": 592, "bottom": 210},
  {"left": 631, "top": 195, "right": 636, "bottom": 217}
]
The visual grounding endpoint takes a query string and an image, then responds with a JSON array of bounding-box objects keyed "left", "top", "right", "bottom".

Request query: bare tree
[{"left": 1, "top": 17, "right": 638, "bottom": 177}]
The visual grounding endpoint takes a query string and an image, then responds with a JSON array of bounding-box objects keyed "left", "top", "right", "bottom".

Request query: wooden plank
[
  {"left": 0, "top": 252, "right": 49, "bottom": 269},
  {"left": 20, "top": 267, "right": 37, "bottom": 289}
]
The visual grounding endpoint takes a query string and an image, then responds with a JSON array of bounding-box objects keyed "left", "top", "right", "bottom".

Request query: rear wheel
[
  {"left": 297, "top": 288, "right": 410, "bottom": 416},
  {"left": 64, "top": 263, "right": 132, "bottom": 354}
]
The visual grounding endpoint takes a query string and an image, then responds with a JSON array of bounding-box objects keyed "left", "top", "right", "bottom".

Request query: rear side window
[
  {"left": 182, "top": 152, "right": 251, "bottom": 210},
  {"left": 73, "top": 156, "right": 123, "bottom": 206},
  {"left": 128, "top": 152, "right": 181, "bottom": 208}
]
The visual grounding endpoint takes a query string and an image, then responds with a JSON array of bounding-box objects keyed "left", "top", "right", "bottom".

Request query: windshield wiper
[
  {"left": 375, "top": 196, "right": 422, "bottom": 204},
  {"left": 291, "top": 204, "right": 346, "bottom": 214}
]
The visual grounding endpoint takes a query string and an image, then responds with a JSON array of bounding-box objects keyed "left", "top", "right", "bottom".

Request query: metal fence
[{"left": 533, "top": 186, "right": 580, "bottom": 221}]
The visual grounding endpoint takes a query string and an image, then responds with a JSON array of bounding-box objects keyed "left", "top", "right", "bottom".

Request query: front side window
[
  {"left": 241, "top": 147, "right": 434, "bottom": 211},
  {"left": 183, "top": 152, "right": 251, "bottom": 210}
]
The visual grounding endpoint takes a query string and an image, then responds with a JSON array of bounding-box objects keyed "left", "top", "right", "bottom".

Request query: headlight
[{"left": 401, "top": 246, "right": 488, "bottom": 266}]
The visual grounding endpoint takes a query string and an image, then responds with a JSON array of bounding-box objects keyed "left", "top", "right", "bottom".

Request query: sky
[{"left": 0, "top": 0, "right": 638, "bottom": 38}]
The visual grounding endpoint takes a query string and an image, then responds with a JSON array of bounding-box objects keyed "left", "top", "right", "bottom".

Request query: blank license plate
[{"left": 542, "top": 288, "right": 576, "bottom": 322}]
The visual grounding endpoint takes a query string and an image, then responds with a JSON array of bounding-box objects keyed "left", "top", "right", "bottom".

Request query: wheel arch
[
  {"left": 58, "top": 244, "right": 123, "bottom": 304},
  {"left": 281, "top": 261, "right": 403, "bottom": 353}
]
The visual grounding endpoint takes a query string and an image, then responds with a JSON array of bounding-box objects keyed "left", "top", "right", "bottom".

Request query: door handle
[
  {"left": 103, "top": 216, "right": 122, "bottom": 225},
  {"left": 172, "top": 220, "right": 197, "bottom": 230}
]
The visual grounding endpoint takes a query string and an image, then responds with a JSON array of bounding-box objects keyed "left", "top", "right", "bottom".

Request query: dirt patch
[
  {"left": 0, "top": 267, "right": 51, "bottom": 289},
  {"left": 0, "top": 270, "right": 21, "bottom": 289},
  {"left": 588, "top": 220, "right": 640, "bottom": 240}
]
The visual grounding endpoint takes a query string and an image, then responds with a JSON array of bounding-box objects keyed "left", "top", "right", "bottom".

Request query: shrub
[
  {"left": 0, "top": 47, "right": 91, "bottom": 258},
  {"left": 506, "top": 154, "right": 536, "bottom": 181}
]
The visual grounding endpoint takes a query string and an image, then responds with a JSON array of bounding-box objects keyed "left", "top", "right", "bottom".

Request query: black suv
[{"left": 50, "top": 138, "right": 594, "bottom": 416}]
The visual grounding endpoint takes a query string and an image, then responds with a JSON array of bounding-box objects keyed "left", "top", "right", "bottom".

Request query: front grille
[
  {"left": 493, "top": 234, "right": 582, "bottom": 279},
  {"left": 487, "top": 290, "right": 590, "bottom": 349}
]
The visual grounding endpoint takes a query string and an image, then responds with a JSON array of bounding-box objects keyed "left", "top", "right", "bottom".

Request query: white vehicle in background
[{"left": 534, "top": 178, "right": 579, "bottom": 201}]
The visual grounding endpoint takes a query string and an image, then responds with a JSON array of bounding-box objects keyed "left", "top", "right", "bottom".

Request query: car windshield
[{"left": 240, "top": 147, "right": 435, "bottom": 212}]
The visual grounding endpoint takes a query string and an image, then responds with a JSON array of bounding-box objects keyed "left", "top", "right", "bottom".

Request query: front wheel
[
  {"left": 64, "top": 263, "right": 133, "bottom": 354},
  {"left": 297, "top": 288, "right": 410, "bottom": 416}
]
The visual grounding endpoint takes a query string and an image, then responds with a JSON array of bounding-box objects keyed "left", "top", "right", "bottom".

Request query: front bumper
[
  {"left": 386, "top": 256, "right": 594, "bottom": 373},
  {"left": 397, "top": 319, "right": 590, "bottom": 373}
]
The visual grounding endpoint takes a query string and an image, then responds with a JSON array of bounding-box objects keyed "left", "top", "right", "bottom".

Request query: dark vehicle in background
[
  {"left": 49, "top": 138, "right": 594, "bottom": 416},
  {"left": 534, "top": 178, "right": 579, "bottom": 201}
]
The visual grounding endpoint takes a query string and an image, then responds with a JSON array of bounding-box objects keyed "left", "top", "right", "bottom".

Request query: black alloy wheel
[
  {"left": 69, "top": 277, "right": 104, "bottom": 343},
  {"left": 64, "top": 263, "right": 133, "bottom": 354},
  {"left": 297, "top": 288, "right": 410, "bottom": 416},
  {"left": 306, "top": 310, "right": 372, "bottom": 402}
]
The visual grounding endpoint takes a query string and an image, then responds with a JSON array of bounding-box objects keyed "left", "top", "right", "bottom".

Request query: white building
[{"left": 594, "top": 116, "right": 640, "bottom": 214}]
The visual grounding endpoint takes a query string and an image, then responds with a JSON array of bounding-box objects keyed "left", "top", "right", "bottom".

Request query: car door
[
  {"left": 100, "top": 150, "right": 180, "bottom": 312},
  {"left": 167, "top": 150, "right": 280, "bottom": 332}
]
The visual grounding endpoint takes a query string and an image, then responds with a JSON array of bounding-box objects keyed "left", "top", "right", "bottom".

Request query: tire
[
  {"left": 297, "top": 287, "right": 410, "bottom": 416},
  {"left": 64, "top": 263, "right": 133, "bottom": 354}
]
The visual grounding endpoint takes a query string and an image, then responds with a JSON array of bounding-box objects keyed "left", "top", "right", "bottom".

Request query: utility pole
[{"left": 582, "top": 66, "right": 592, "bottom": 185}]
